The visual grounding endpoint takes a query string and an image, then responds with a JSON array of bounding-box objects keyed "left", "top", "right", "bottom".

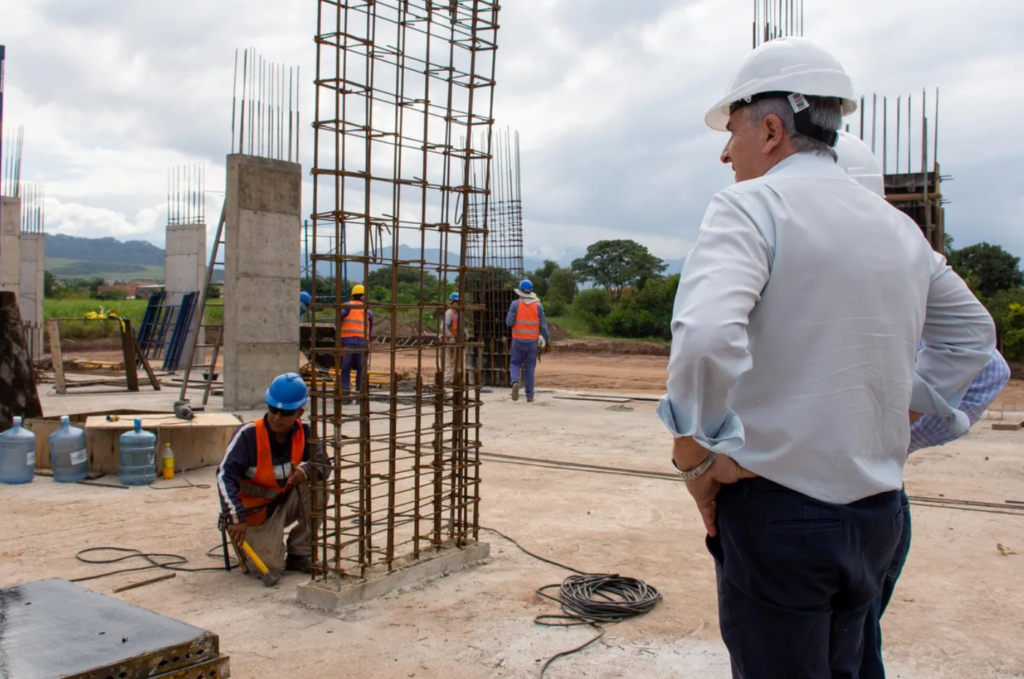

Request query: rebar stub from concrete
[{"left": 296, "top": 542, "right": 491, "bottom": 610}]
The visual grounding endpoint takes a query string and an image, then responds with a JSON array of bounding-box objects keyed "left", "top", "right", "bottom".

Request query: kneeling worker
[{"left": 217, "top": 373, "right": 317, "bottom": 580}]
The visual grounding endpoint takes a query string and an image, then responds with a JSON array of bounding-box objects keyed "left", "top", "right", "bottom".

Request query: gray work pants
[{"left": 243, "top": 482, "right": 312, "bottom": 574}]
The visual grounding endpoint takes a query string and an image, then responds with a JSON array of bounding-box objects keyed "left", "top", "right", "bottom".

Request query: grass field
[
  {"left": 46, "top": 258, "right": 165, "bottom": 282},
  {"left": 45, "top": 299, "right": 222, "bottom": 340},
  {"left": 547, "top": 315, "right": 669, "bottom": 344}
]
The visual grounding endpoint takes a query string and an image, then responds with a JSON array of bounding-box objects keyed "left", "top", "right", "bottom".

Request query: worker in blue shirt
[
  {"left": 339, "top": 284, "right": 373, "bottom": 396},
  {"left": 660, "top": 39, "right": 996, "bottom": 677},
  {"left": 835, "top": 131, "right": 1012, "bottom": 679},
  {"left": 506, "top": 280, "right": 550, "bottom": 403}
]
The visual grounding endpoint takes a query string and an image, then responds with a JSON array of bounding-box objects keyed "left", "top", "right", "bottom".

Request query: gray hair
[{"left": 744, "top": 95, "right": 843, "bottom": 159}]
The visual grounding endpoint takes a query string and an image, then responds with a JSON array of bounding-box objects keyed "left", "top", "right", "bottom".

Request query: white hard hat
[
  {"left": 705, "top": 37, "right": 858, "bottom": 132},
  {"left": 834, "top": 131, "right": 885, "bottom": 197}
]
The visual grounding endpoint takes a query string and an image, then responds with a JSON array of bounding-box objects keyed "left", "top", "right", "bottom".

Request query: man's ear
[
  {"left": 762, "top": 114, "right": 786, "bottom": 154},
  {"left": 296, "top": 407, "right": 306, "bottom": 420}
]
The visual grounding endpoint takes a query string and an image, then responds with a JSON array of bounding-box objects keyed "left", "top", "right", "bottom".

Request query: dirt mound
[
  {"left": 553, "top": 338, "right": 670, "bottom": 357},
  {"left": 547, "top": 323, "right": 569, "bottom": 342}
]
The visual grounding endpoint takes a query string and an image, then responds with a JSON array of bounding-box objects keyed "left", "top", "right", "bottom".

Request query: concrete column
[
  {"left": 223, "top": 154, "right": 302, "bottom": 410},
  {"left": 18, "top": 234, "right": 45, "bottom": 359},
  {"left": 0, "top": 197, "right": 21, "bottom": 294},
  {"left": 165, "top": 222, "right": 207, "bottom": 370}
]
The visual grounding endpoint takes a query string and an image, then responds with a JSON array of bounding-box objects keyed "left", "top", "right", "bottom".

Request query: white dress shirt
[{"left": 657, "top": 152, "right": 995, "bottom": 504}]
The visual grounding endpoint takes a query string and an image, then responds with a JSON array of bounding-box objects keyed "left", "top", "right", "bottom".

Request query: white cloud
[{"left": 0, "top": 0, "right": 1021, "bottom": 262}]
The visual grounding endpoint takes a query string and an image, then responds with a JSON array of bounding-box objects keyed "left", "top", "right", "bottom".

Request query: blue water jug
[
  {"left": 0, "top": 417, "right": 37, "bottom": 484},
  {"left": 50, "top": 415, "right": 89, "bottom": 483},
  {"left": 119, "top": 419, "right": 156, "bottom": 486}
]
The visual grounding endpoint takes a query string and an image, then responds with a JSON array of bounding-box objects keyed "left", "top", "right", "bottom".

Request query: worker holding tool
[
  {"left": 443, "top": 292, "right": 462, "bottom": 383},
  {"left": 339, "top": 284, "right": 373, "bottom": 398},
  {"left": 659, "top": 38, "right": 995, "bottom": 678},
  {"left": 834, "top": 131, "right": 1012, "bottom": 679},
  {"left": 217, "top": 373, "right": 320, "bottom": 582},
  {"left": 506, "top": 280, "right": 550, "bottom": 403}
]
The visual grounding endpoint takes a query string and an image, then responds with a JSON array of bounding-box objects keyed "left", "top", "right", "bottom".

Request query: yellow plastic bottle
[{"left": 162, "top": 443, "right": 175, "bottom": 480}]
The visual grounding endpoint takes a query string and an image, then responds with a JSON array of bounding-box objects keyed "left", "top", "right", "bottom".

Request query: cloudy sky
[{"left": 2, "top": 0, "right": 1023, "bottom": 267}]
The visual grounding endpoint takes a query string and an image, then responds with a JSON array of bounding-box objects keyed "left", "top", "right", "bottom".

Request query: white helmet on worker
[
  {"left": 706, "top": 37, "right": 858, "bottom": 146},
  {"left": 834, "top": 131, "right": 885, "bottom": 198}
]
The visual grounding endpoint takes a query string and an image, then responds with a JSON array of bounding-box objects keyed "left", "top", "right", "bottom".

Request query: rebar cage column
[{"left": 309, "top": 0, "right": 500, "bottom": 582}]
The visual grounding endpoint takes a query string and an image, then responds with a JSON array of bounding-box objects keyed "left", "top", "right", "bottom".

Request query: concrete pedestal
[
  {"left": 0, "top": 197, "right": 21, "bottom": 294},
  {"left": 165, "top": 222, "right": 206, "bottom": 369},
  {"left": 222, "top": 154, "right": 301, "bottom": 410},
  {"left": 18, "top": 233, "right": 45, "bottom": 359}
]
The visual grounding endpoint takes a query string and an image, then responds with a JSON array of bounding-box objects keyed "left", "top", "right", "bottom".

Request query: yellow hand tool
[{"left": 241, "top": 540, "right": 282, "bottom": 587}]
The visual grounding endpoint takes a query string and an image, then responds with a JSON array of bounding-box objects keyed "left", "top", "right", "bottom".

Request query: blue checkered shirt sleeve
[{"left": 909, "top": 351, "right": 1011, "bottom": 453}]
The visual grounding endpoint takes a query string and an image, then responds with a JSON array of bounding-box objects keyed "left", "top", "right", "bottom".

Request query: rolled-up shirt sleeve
[
  {"left": 656, "top": 191, "right": 771, "bottom": 451},
  {"left": 911, "top": 254, "right": 997, "bottom": 435}
]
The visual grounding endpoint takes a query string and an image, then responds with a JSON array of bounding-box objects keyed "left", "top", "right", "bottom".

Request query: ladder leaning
[{"left": 178, "top": 205, "right": 226, "bottom": 405}]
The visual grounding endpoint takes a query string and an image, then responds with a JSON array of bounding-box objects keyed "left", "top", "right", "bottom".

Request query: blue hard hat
[
  {"left": 519, "top": 279, "right": 534, "bottom": 292},
  {"left": 449, "top": 292, "right": 459, "bottom": 302},
  {"left": 299, "top": 291, "right": 312, "bottom": 305},
  {"left": 265, "top": 372, "right": 309, "bottom": 410}
]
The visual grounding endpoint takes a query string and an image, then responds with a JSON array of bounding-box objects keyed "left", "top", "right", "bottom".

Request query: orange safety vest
[
  {"left": 512, "top": 301, "right": 541, "bottom": 340},
  {"left": 445, "top": 310, "right": 459, "bottom": 343},
  {"left": 239, "top": 418, "right": 306, "bottom": 527},
  {"left": 340, "top": 300, "right": 367, "bottom": 339}
]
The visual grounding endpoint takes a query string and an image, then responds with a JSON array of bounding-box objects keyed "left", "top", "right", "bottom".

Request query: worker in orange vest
[
  {"left": 443, "top": 292, "right": 462, "bottom": 382},
  {"left": 217, "top": 373, "right": 320, "bottom": 580},
  {"left": 506, "top": 279, "right": 550, "bottom": 402},
  {"left": 340, "top": 284, "right": 373, "bottom": 396}
]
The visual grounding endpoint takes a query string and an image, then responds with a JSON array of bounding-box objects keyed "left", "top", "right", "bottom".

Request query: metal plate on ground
[{"left": 0, "top": 579, "right": 229, "bottom": 679}]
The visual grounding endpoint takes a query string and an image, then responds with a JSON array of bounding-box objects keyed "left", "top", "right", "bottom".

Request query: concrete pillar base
[
  {"left": 296, "top": 542, "right": 491, "bottom": 610},
  {"left": 0, "top": 197, "right": 21, "bottom": 294}
]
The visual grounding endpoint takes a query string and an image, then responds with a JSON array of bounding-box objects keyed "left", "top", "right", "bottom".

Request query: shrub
[
  {"left": 544, "top": 296, "right": 568, "bottom": 317},
  {"left": 572, "top": 288, "right": 612, "bottom": 318}
]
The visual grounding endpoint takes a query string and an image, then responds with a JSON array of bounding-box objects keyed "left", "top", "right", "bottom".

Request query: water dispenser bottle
[
  {"left": 120, "top": 419, "right": 156, "bottom": 486},
  {"left": 50, "top": 415, "right": 89, "bottom": 483},
  {"left": 0, "top": 417, "right": 37, "bottom": 484}
]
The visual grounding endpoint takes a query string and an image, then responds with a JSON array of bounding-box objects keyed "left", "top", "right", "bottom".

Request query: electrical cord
[
  {"left": 70, "top": 545, "right": 238, "bottom": 583},
  {"left": 148, "top": 469, "right": 212, "bottom": 491},
  {"left": 482, "top": 528, "right": 661, "bottom": 677}
]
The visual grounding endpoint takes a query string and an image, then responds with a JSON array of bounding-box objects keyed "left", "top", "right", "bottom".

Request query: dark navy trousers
[
  {"left": 859, "top": 489, "right": 913, "bottom": 679},
  {"left": 708, "top": 478, "right": 903, "bottom": 679}
]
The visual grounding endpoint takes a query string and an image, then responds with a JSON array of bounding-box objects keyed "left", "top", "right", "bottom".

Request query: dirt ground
[{"left": 3, "top": 386, "right": 1024, "bottom": 678}]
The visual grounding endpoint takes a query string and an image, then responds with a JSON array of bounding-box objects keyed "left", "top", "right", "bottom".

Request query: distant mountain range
[{"left": 44, "top": 234, "right": 686, "bottom": 284}]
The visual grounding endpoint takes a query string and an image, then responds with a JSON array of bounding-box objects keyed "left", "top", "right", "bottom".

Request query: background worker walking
[
  {"left": 834, "top": 131, "right": 1012, "bottom": 679},
  {"left": 339, "top": 284, "right": 373, "bottom": 397},
  {"left": 506, "top": 279, "right": 550, "bottom": 402},
  {"left": 443, "top": 292, "right": 462, "bottom": 383},
  {"left": 217, "top": 373, "right": 319, "bottom": 581}
]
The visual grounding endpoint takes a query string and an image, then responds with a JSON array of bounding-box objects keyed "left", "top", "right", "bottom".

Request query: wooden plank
[
  {"left": 120, "top": 318, "right": 140, "bottom": 392},
  {"left": 47, "top": 318, "right": 66, "bottom": 394},
  {"left": 84, "top": 413, "right": 242, "bottom": 475},
  {"left": 134, "top": 334, "right": 162, "bottom": 391},
  {"left": 992, "top": 420, "right": 1024, "bottom": 431}
]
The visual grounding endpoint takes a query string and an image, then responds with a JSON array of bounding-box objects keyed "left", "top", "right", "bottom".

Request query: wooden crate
[
  {"left": 84, "top": 413, "right": 242, "bottom": 475},
  {"left": 23, "top": 409, "right": 170, "bottom": 470}
]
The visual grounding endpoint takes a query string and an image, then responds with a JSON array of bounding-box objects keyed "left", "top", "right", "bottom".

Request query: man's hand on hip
[{"left": 674, "top": 437, "right": 756, "bottom": 537}]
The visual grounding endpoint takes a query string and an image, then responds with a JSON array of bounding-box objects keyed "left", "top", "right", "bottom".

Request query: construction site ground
[{"left": 3, "top": 377, "right": 1024, "bottom": 678}]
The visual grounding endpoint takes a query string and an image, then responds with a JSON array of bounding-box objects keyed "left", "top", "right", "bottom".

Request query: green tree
[
  {"left": 87, "top": 277, "right": 106, "bottom": 295},
  {"left": 547, "top": 268, "right": 577, "bottom": 303},
  {"left": 605, "top": 274, "right": 680, "bottom": 340},
  {"left": 44, "top": 271, "right": 57, "bottom": 297},
  {"left": 571, "top": 240, "right": 667, "bottom": 301},
  {"left": 947, "top": 242, "right": 1023, "bottom": 298},
  {"left": 526, "top": 260, "right": 559, "bottom": 297}
]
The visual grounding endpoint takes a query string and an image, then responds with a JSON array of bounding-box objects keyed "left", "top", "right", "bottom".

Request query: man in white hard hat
[
  {"left": 835, "top": 131, "right": 1011, "bottom": 679},
  {"left": 658, "top": 38, "right": 996, "bottom": 677}
]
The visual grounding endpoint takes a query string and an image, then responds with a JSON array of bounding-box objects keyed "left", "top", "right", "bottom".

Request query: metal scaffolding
[
  {"left": 308, "top": 0, "right": 500, "bottom": 582},
  {"left": 467, "top": 127, "right": 523, "bottom": 387},
  {"left": 849, "top": 89, "right": 945, "bottom": 253}
]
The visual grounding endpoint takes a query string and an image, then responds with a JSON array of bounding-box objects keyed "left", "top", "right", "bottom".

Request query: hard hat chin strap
[{"left": 729, "top": 91, "right": 839, "bottom": 148}]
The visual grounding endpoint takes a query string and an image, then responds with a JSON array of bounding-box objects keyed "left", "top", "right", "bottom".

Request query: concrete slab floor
[{"left": 3, "top": 389, "right": 1023, "bottom": 678}]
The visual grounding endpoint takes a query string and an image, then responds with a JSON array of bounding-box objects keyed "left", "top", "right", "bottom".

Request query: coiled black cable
[
  {"left": 70, "top": 546, "right": 237, "bottom": 583},
  {"left": 483, "top": 528, "right": 661, "bottom": 677}
]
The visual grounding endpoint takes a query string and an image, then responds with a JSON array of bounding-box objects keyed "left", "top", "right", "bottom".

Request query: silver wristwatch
[{"left": 671, "top": 451, "right": 717, "bottom": 480}]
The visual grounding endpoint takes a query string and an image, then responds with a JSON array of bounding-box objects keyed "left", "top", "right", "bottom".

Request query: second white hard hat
[
  {"left": 705, "top": 37, "right": 858, "bottom": 132},
  {"left": 834, "top": 131, "right": 884, "bottom": 197}
]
